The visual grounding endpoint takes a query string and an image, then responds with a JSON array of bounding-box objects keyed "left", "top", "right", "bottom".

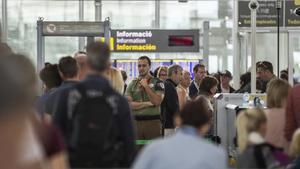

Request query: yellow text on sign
[{"left": 99, "top": 37, "right": 114, "bottom": 51}]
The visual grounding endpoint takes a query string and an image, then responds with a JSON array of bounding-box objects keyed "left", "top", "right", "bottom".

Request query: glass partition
[{"left": 6, "top": 0, "right": 79, "bottom": 65}]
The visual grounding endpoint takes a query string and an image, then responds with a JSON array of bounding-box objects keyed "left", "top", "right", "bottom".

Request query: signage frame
[
  {"left": 110, "top": 29, "right": 200, "bottom": 53},
  {"left": 238, "top": 0, "right": 300, "bottom": 29}
]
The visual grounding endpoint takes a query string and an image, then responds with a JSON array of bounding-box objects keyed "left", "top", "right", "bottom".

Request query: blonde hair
[
  {"left": 236, "top": 108, "right": 267, "bottom": 152},
  {"left": 267, "top": 79, "right": 291, "bottom": 108},
  {"left": 157, "top": 66, "right": 168, "bottom": 78},
  {"left": 106, "top": 67, "right": 124, "bottom": 94},
  {"left": 289, "top": 129, "right": 300, "bottom": 158}
]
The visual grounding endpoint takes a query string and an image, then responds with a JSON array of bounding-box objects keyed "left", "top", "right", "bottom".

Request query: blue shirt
[
  {"left": 132, "top": 126, "right": 227, "bottom": 169},
  {"left": 45, "top": 80, "right": 78, "bottom": 115},
  {"left": 35, "top": 88, "right": 57, "bottom": 117}
]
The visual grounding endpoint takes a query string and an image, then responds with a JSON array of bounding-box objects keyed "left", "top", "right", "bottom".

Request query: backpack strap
[
  {"left": 67, "top": 83, "right": 119, "bottom": 120},
  {"left": 254, "top": 144, "right": 267, "bottom": 168}
]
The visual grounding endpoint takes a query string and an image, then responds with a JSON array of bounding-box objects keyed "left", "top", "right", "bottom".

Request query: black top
[
  {"left": 217, "top": 84, "right": 235, "bottom": 93},
  {"left": 45, "top": 80, "right": 78, "bottom": 115},
  {"left": 189, "top": 80, "right": 199, "bottom": 99},
  {"left": 161, "top": 78, "right": 179, "bottom": 129},
  {"left": 52, "top": 75, "right": 136, "bottom": 166}
]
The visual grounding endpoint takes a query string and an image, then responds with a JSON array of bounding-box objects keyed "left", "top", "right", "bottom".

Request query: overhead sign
[
  {"left": 42, "top": 21, "right": 106, "bottom": 36},
  {"left": 238, "top": 0, "right": 283, "bottom": 27},
  {"left": 285, "top": 0, "right": 300, "bottom": 27},
  {"left": 110, "top": 29, "right": 199, "bottom": 53}
]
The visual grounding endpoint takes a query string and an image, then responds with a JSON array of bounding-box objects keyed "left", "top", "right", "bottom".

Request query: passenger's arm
[
  {"left": 125, "top": 81, "right": 153, "bottom": 110},
  {"left": 126, "top": 96, "right": 153, "bottom": 110},
  {"left": 177, "top": 87, "right": 186, "bottom": 111},
  {"left": 48, "top": 152, "right": 69, "bottom": 169},
  {"left": 166, "top": 86, "right": 179, "bottom": 117},
  {"left": 52, "top": 91, "right": 68, "bottom": 138},
  {"left": 140, "top": 79, "right": 164, "bottom": 106}
]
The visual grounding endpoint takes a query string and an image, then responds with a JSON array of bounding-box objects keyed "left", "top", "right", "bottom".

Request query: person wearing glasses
[
  {"left": 125, "top": 56, "right": 165, "bottom": 140},
  {"left": 157, "top": 66, "right": 168, "bottom": 82},
  {"left": 256, "top": 61, "right": 277, "bottom": 93}
]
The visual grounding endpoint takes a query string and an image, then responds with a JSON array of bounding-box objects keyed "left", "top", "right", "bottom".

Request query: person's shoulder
[
  {"left": 127, "top": 78, "right": 139, "bottom": 87},
  {"left": 151, "top": 77, "right": 162, "bottom": 83},
  {"left": 189, "top": 81, "right": 196, "bottom": 88},
  {"left": 163, "top": 80, "right": 172, "bottom": 89},
  {"left": 113, "top": 91, "right": 126, "bottom": 100},
  {"left": 181, "top": 135, "right": 226, "bottom": 158},
  {"left": 292, "top": 84, "right": 300, "bottom": 91},
  {"left": 129, "top": 78, "right": 139, "bottom": 83},
  {"left": 112, "top": 92, "right": 130, "bottom": 109},
  {"left": 141, "top": 137, "right": 167, "bottom": 153},
  {"left": 201, "top": 139, "right": 226, "bottom": 155}
]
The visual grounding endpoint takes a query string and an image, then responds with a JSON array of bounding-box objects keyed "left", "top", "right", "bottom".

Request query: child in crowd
[{"left": 237, "top": 108, "right": 290, "bottom": 169}]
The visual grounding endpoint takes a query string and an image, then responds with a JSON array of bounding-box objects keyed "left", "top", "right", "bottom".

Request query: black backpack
[{"left": 67, "top": 84, "right": 124, "bottom": 168}]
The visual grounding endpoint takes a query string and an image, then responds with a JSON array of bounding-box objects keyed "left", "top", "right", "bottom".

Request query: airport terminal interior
[{"left": 1, "top": 0, "right": 300, "bottom": 169}]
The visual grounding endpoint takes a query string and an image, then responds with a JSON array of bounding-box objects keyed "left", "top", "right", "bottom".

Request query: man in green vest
[{"left": 125, "top": 56, "right": 165, "bottom": 140}]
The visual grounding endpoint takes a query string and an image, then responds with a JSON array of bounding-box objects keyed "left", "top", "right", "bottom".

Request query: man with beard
[
  {"left": 256, "top": 61, "right": 276, "bottom": 93},
  {"left": 125, "top": 56, "right": 165, "bottom": 140}
]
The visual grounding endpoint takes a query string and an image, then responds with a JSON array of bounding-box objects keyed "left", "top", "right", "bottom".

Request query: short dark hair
[
  {"left": 193, "top": 63, "right": 206, "bottom": 73},
  {"left": 39, "top": 64, "right": 62, "bottom": 90},
  {"left": 240, "top": 72, "right": 251, "bottom": 88},
  {"left": 199, "top": 76, "right": 219, "bottom": 95},
  {"left": 179, "top": 96, "right": 211, "bottom": 128},
  {"left": 58, "top": 56, "right": 78, "bottom": 79},
  {"left": 86, "top": 42, "right": 111, "bottom": 72},
  {"left": 138, "top": 56, "right": 151, "bottom": 66}
]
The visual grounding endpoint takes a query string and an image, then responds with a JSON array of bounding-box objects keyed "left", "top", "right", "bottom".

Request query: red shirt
[
  {"left": 285, "top": 84, "right": 300, "bottom": 141},
  {"left": 41, "top": 123, "right": 65, "bottom": 157}
]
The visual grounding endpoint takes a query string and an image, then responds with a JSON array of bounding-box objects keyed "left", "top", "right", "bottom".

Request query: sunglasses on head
[{"left": 257, "top": 62, "right": 268, "bottom": 70}]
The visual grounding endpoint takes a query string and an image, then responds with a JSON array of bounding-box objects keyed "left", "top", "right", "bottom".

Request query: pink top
[{"left": 264, "top": 108, "right": 289, "bottom": 150}]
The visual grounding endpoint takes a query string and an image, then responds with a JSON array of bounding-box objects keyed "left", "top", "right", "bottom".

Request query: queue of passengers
[{"left": 0, "top": 41, "right": 300, "bottom": 169}]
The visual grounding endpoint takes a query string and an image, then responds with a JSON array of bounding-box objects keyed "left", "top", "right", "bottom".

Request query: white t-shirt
[{"left": 221, "top": 85, "right": 230, "bottom": 93}]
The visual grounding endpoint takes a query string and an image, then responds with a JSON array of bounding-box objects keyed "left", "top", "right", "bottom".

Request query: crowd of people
[{"left": 0, "top": 41, "right": 300, "bottom": 169}]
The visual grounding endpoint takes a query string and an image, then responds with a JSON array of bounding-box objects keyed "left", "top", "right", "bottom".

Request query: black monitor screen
[{"left": 168, "top": 35, "right": 194, "bottom": 46}]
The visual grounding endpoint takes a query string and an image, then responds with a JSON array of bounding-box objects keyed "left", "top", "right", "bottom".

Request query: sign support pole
[
  {"left": 249, "top": 0, "right": 259, "bottom": 93},
  {"left": 276, "top": 0, "right": 282, "bottom": 77},
  {"left": 203, "top": 21, "right": 210, "bottom": 69}
]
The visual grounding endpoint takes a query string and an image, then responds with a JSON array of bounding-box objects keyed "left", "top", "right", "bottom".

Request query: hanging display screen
[{"left": 168, "top": 35, "right": 194, "bottom": 46}]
